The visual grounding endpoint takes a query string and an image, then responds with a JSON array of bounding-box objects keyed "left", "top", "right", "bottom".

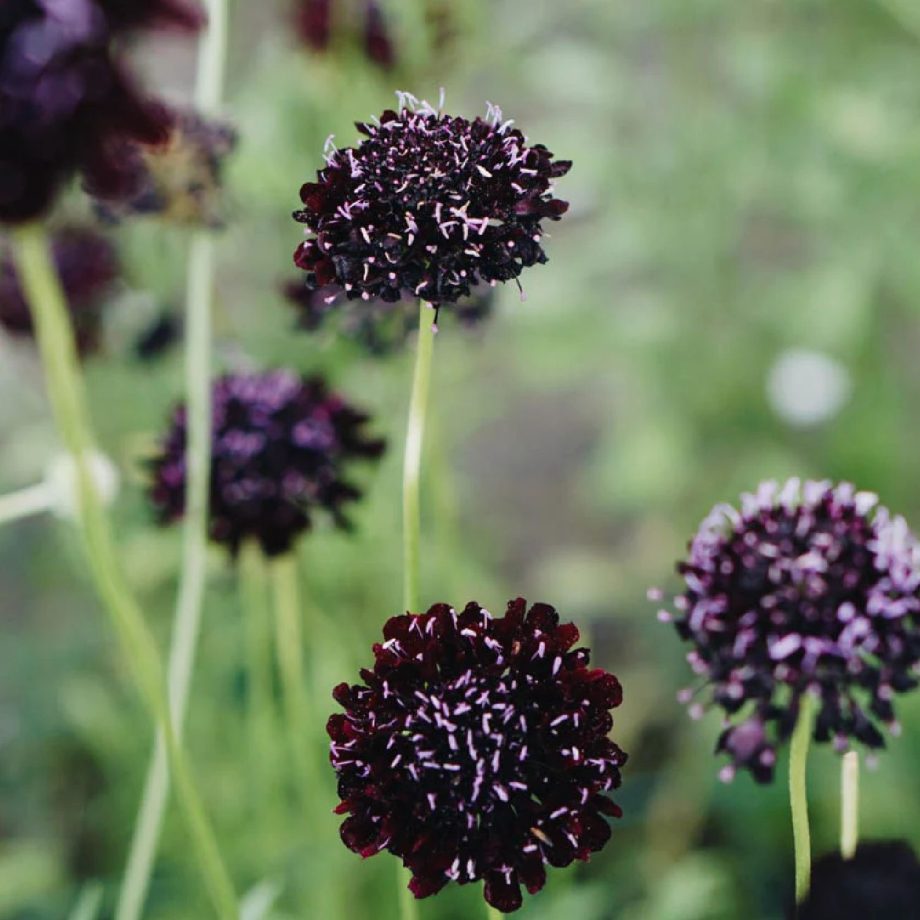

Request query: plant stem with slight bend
[
  {"left": 115, "top": 1, "right": 231, "bottom": 917},
  {"left": 11, "top": 225, "right": 236, "bottom": 918},
  {"left": 790, "top": 693, "right": 816, "bottom": 905},
  {"left": 840, "top": 750, "right": 859, "bottom": 859},
  {"left": 0, "top": 481, "right": 53, "bottom": 526}
]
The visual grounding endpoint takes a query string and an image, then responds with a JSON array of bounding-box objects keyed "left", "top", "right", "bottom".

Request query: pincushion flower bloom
[
  {"left": 149, "top": 371, "right": 385, "bottom": 556},
  {"left": 0, "top": 225, "right": 118, "bottom": 354},
  {"left": 293, "top": 94, "right": 571, "bottom": 315},
  {"left": 0, "top": 0, "right": 202, "bottom": 225},
  {"left": 328, "top": 598, "right": 627, "bottom": 913},
  {"left": 657, "top": 479, "right": 920, "bottom": 782}
]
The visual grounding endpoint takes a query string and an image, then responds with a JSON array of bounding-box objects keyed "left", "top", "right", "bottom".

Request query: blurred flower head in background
[
  {"left": 293, "top": 94, "right": 571, "bottom": 314},
  {"left": 796, "top": 841, "right": 920, "bottom": 920},
  {"left": 149, "top": 370, "right": 386, "bottom": 556},
  {"left": 91, "top": 109, "right": 238, "bottom": 228},
  {"left": 294, "top": 0, "right": 395, "bottom": 70},
  {"left": 329, "top": 598, "right": 627, "bottom": 913},
  {"left": 0, "top": 225, "right": 118, "bottom": 355},
  {"left": 658, "top": 479, "right": 920, "bottom": 782},
  {"left": 766, "top": 349, "right": 852, "bottom": 428},
  {"left": 284, "top": 277, "right": 494, "bottom": 355},
  {"left": 0, "top": 0, "right": 203, "bottom": 225}
]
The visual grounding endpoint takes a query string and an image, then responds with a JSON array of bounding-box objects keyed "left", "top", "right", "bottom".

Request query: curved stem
[
  {"left": 0, "top": 481, "right": 53, "bottom": 527},
  {"left": 486, "top": 907, "right": 502, "bottom": 920},
  {"left": 116, "top": 1, "right": 230, "bottom": 916},
  {"left": 11, "top": 225, "right": 236, "bottom": 917},
  {"left": 402, "top": 302, "right": 436, "bottom": 613},
  {"left": 840, "top": 751, "right": 860, "bottom": 860},
  {"left": 790, "top": 694, "right": 816, "bottom": 905}
]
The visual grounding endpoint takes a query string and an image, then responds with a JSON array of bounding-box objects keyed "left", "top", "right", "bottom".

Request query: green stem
[
  {"left": 402, "top": 301, "right": 436, "bottom": 613},
  {"left": 397, "top": 868, "right": 420, "bottom": 920},
  {"left": 116, "top": 1, "right": 230, "bottom": 916},
  {"left": 270, "top": 554, "right": 316, "bottom": 799},
  {"left": 11, "top": 226, "right": 236, "bottom": 917},
  {"left": 486, "top": 907, "right": 502, "bottom": 920},
  {"left": 790, "top": 694, "right": 816, "bottom": 905},
  {"left": 840, "top": 750, "right": 859, "bottom": 860},
  {"left": 0, "top": 481, "right": 53, "bottom": 526}
]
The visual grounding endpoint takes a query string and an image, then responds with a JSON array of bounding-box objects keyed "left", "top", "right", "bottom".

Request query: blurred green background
[{"left": 3, "top": 0, "right": 920, "bottom": 917}]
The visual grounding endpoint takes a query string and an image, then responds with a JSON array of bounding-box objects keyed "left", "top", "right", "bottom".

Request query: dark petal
[
  {"left": 484, "top": 872, "right": 523, "bottom": 913},
  {"left": 407, "top": 872, "right": 448, "bottom": 899}
]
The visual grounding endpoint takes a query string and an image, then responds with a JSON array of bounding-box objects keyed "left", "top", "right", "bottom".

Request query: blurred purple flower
[{"left": 294, "top": 0, "right": 395, "bottom": 70}]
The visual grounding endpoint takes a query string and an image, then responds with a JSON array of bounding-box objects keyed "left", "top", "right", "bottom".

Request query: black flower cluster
[
  {"left": 0, "top": 0, "right": 202, "bottom": 225},
  {"left": 658, "top": 479, "right": 920, "bottom": 782},
  {"left": 293, "top": 96, "right": 570, "bottom": 312},
  {"left": 0, "top": 225, "right": 118, "bottom": 355},
  {"left": 284, "top": 279, "right": 494, "bottom": 355},
  {"left": 328, "top": 598, "right": 627, "bottom": 913},
  {"left": 91, "top": 110, "right": 237, "bottom": 228},
  {"left": 295, "top": 0, "right": 395, "bottom": 70},
  {"left": 149, "top": 371, "right": 385, "bottom": 556}
]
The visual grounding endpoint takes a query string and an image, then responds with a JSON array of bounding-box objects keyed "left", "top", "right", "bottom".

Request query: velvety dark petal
[{"left": 484, "top": 873, "right": 523, "bottom": 913}]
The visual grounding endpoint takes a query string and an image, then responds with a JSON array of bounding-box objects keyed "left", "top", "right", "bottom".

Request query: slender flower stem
[
  {"left": 0, "top": 481, "right": 53, "bottom": 526},
  {"left": 402, "top": 301, "right": 436, "bottom": 613},
  {"left": 11, "top": 226, "right": 236, "bottom": 917},
  {"left": 790, "top": 693, "right": 816, "bottom": 905},
  {"left": 397, "top": 301, "right": 436, "bottom": 920},
  {"left": 486, "top": 907, "right": 502, "bottom": 920},
  {"left": 270, "top": 553, "right": 316, "bottom": 799},
  {"left": 840, "top": 750, "right": 860, "bottom": 860},
  {"left": 116, "top": 2, "right": 230, "bottom": 916}
]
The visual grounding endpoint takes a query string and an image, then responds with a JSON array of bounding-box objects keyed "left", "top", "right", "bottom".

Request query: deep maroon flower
[
  {"left": 0, "top": 225, "right": 118, "bottom": 354},
  {"left": 294, "top": 0, "right": 332, "bottom": 51},
  {"left": 328, "top": 598, "right": 627, "bottom": 913},
  {"left": 284, "top": 278, "right": 494, "bottom": 355},
  {"left": 656, "top": 479, "right": 920, "bottom": 783},
  {"left": 796, "top": 841, "right": 920, "bottom": 920},
  {"left": 0, "top": 0, "right": 203, "bottom": 225},
  {"left": 149, "top": 371, "right": 385, "bottom": 556},
  {"left": 362, "top": 2, "right": 394, "bottom": 69},
  {"left": 293, "top": 96, "right": 571, "bottom": 313},
  {"left": 294, "top": 0, "right": 395, "bottom": 70},
  {"left": 91, "top": 109, "right": 237, "bottom": 228}
]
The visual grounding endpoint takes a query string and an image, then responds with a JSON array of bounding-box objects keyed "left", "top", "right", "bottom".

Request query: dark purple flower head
[
  {"left": 328, "top": 598, "right": 627, "bottom": 913},
  {"left": 284, "top": 278, "right": 494, "bottom": 355},
  {"left": 657, "top": 479, "right": 920, "bottom": 783},
  {"left": 293, "top": 95, "right": 571, "bottom": 313},
  {"left": 91, "top": 109, "right": 237, "bottom": 227},
  {"left": 796, "top": 841, "right": 920, "bottom": 920},
  {"left": 294, "top": 0, "right": 395, "bottom": 70},
  {"left": 149, "top": 371, "right": 385, "bottom": 557},
  {"left": 0, "top": 0, "right": 203, "bottom": 225},
  {"left": 0, "top": 225, "right": 118, "bottom": 355}
]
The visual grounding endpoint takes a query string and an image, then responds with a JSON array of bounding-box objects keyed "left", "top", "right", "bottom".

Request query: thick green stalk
[
  {"left": 116, "top": 1, "right": 230, "bottom": 916},
  {"left": 790, "top": 694, "right": 816, "bottom": 905},
  {"left": 11, "top": 225, "right": 236, "bottom": 917},
  {"left": 840, "top": 751, "right": 859, "bottom": 859}
]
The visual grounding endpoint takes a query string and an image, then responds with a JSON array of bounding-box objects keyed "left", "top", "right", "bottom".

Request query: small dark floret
[
  {"left": 283, "top": 279, "right": 494, "bottom": 355},
  {"left": 91, "top": 110, "right": 237, "bottom": 228},
  {"left": 0, "top": 226, "right": 118, "bottom": 355},
  {"left": 293, "top": 95, "right": 571, "bottom": 313},
  {"left": 328, "top": 598, "right": 627, "bottom": 913},
  {"left": 294, "top": 0, "right": 395, "bottom": 70},
  {"left": 657, "top": 479, "right": 920, "bottom": 782},
  {"left": 149, "top": 371, "right": 385, "bottom": 556},
  {"left": 0, "top": 0, "right": 203, "bottom": 225},
  {"left": 795, "top": 841, "right": 920, "bottom": 920}
]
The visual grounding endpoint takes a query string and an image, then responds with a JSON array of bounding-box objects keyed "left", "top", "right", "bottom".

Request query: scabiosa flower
[
  {"left": 149, "top": 371, "right": 385, "bottom": 556},
  {"left": 657, "top": 479, "right": 920, "bottom": 783},
  {"left": 0, "top": 0, "right": 203, "bottom": 225},
  {"left": 284, "top": 279, "right": 494, "bottom": 355},
  {"left": 328, "top": 598, "right": 627, "bottom": 913},
  {"left": 91, "top": 109, "right": 237, "bottom": 228},
  {"left": 292, "top": 94, "right": 571, "bottom": 315},
  {"left": 0, "top": 225, "right": 118, "bottom": 354},
  {"left": 294, "top": 0, "right": 395, "bottom": 70}
]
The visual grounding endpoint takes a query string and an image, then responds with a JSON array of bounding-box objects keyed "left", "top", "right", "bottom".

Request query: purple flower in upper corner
[
  {"left": 328, "top": 598, "right": 627, "bottom": 913},
  {"left": 294, "top": 0, "right": 395, "bottom": 70},
  {"left": 0, "top": 0, "right": 203, "bottom": 225},
  {"left": 655, "top": 479, "right": 920, "bottom": 783},
  {"left": 0, "top": 226, "right": 118, "bottom": 355},
  {"left": 91, "top": 109, "right": 238, "bottom": 228},
  {"left": 292, "top": 94, "right": 571, "bottom": 315},
  {"left": 283, "top": 278, "right": 495, "bottom": 356},
  {"left": 795, "top": 841, "right": 920, "bottom": 920},
  {"left": 149, "top": 371, "right": 385, "bottom": 557}
]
